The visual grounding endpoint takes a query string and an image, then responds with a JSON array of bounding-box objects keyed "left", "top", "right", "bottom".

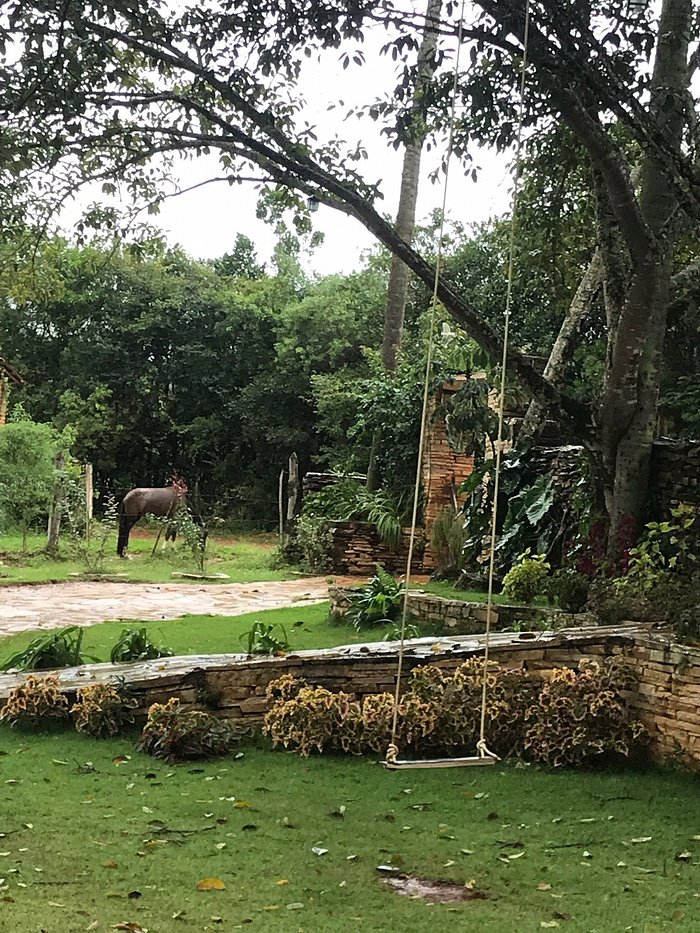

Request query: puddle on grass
[{"left": 381, "top": 874, "right": 490, "bottom": 903}]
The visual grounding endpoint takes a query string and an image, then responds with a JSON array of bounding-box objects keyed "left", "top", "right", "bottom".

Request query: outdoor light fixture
[{"left": 308, "top": 196, "right": 320, "bottom": 213}]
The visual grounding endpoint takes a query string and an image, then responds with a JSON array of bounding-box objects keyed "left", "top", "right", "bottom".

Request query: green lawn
[
  {"left": 0, "top": 731, "right": 697, "bottom": 932},
  {"left": 0, "top": 529, "right": 295, "bottom": 586},
  {"left": 0, "top": 604, "right": 423, "bottom": 669},
  {"left": 419, "top": 580, "right": 552, "bottom": 608}
]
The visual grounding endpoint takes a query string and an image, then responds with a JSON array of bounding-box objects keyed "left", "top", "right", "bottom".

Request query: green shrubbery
[
  {"left": 264, "top": 657, "right": 643, "bottom": 768},
  {"left": 343, "top": 565, "right": 405, "bottom": 629},
  {"left": 502, "top": 551, "right": 550, "bottom": 603}
]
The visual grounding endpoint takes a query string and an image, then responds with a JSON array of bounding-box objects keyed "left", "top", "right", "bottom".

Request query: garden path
[{"left": 0, "top": 577, "right": 349, "bottom": 637}]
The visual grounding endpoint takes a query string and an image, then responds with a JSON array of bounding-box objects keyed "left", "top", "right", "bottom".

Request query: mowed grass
[
  {"left": 0, "top": 731, "right": 698, "bottom": 932},
  {"left": 0, "top": 604, "right": 409, "bottom": 668},
  {"left": 0, "top": 529, "right": 294, "bottom": 586}
]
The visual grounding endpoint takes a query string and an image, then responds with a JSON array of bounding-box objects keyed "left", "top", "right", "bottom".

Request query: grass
[
  {"left": 0, "top": 528, "right": 294, "bottom": 586},
  {"left": 0, "top": 731, "right": 697, "bottom": 932},
  {"left": 419, "top": 580, "right": 550, "bottom": 608},
  {"left": 0, "top": 604, "right": 421, "bottom": 668}
]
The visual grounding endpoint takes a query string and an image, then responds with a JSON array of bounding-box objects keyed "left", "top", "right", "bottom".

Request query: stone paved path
[{"left": 0, "top": 577, "right": 344, "bottom": 637}]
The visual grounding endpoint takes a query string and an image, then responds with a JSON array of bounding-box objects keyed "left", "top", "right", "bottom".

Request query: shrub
[
  {"left": 551, "top": 569, "right": 590, "bottom": 613},
  {"left": 524, "top": 658, "right": 643, "bottom": 767},
  {"left": 0, "top": 674, "right": 70, "bottom": 727},
  {"left": 1, "top": 626, "right": 94, "bottom": 671},
  {"left": 264, "top": 656, "right": 641, "bottom": 767},
  {"left": 264, "top": 679, "right": 364, "bottom": 756},
  {"left": 137, "top": 698, "right": 240, "bottom": 763},
  {"left": 345, "top": 565, "right": 405, "bottom": 629},
  {"left": 241, "top": 621, "right": 289, "bottom": 655},
  {"left": 110, "top": 628, "right": 174, "bottom": 664},
  {"left": 502, "top": 551, "right": 550, "bottom": 603},
  {"left": 71, "top": 682, "right": 138, "bottom": 738},
  {"left": 430, "top": 508, "right": 468, "bottom": 579},
  {"left": 294, "top": 512, "right": 331, "bottom": 573}
]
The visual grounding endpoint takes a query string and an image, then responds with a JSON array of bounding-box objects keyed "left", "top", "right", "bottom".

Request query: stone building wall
[
  {"left": 650, "top": 439, "right": 700, "bottom": 516},
  {"left": 327, "top": 521, "right": 425, "bottom": 575}
]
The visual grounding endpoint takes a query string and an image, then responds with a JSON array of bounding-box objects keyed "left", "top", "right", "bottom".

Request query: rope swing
[{"left": 384, "top": 0, "right": 532, "bottom": 771}]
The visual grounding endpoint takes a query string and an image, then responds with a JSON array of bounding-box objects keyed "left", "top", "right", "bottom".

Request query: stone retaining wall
[
  {"left": 329, "top": 585, "right": 595, "bottom": 634},
  {"left": 1, "top": 625, "right": 699, "bottom": 766}
]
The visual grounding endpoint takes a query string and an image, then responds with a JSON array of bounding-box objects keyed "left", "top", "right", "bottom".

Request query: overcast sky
[{"left": 150, "top": 32, "right": 513, "bottom": 277}]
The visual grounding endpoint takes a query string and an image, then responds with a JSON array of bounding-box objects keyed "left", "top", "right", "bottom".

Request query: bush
[
  {"left": 240, "top": 622, "right": 289, "bottom": 655},
  {"left": 294, "top": 511, "right": 331, "bottom": 573},
  {"left": 345, "top": 565, "right": 405, "bottom": 629},
  {"left": 110, "top": 628, "right": 174, "bottom": 664},
  {"left": 137, "top": 698, "right": 240, "bottom": 763},
  {"left": 0, "top": 674, "right": 70, "bottom": 727},
  {"left": 1, "top": 626, "right": 94, "bottom": 671},
  {"left": 264, "top": 679, "right": 364, "bottom": 755},
  {"left": 524, "top": 659, "right": 643, "bottom": 767},
  {"left": 551, "top": 569, "right": 590, "bottom": 613},
  {"left": 264, "top": 656, "right": 642, "bottom": 768},
  {"left": 71, "top": 682, "right": 138, "bottom": 738},
  {"left": 502, "top": 552, "right": 550, "bottom": 603},
  {"left": 430, "top": 508, "right": 467, "bottom": 579}
]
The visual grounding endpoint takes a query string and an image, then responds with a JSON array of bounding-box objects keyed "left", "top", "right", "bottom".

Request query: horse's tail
[{"left": 117, "top": 499, "right": 130, "bottom": 556}]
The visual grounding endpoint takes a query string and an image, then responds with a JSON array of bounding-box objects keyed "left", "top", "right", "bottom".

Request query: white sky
[{"left": 150, "top": 35, "right": 513, "bottom": 277}]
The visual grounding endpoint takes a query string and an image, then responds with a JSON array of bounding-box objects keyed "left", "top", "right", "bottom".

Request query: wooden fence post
[
  {"left": 85, "top": 463, "right": 94, "bottom": 541},
  {"left": 285, "top": 452, "right": 300, "bottom": 538}
]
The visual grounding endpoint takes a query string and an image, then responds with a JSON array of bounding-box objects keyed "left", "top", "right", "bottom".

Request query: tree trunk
[
  {"left": 47, "top": 451, "right": 66, "bottom": 552},
  {"left": 602, "top": 0, "right": 692, "bottom": 555},
  {"left": 370, "top": 0, "right": 442, "bottom": 492},
  {"left": 381, "top": 0, "right": 442, "bottom": 373},
  {"left": 519, "top": 249, "right": 602, "bottom": 442}
]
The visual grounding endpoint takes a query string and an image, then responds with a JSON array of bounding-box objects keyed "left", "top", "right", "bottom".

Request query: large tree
[{"left": 1, "top": 0, "right": 699, "bottom": 554}]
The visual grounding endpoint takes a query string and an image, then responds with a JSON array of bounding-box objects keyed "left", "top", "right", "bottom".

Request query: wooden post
[
  {"left": 47, "top": 451, "right": 66, "bottom": 552},
  {"left": 285, "top": 452, "right": 300, "bottom": 539},
  {"left": 84, "top": 463, "right": 94, "bottom": 541},
  {"left": 278, "top": 469, "right": 285, "bottom": 544}
]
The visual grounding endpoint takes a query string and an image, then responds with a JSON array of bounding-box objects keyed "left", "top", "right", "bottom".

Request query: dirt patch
[{"left": 381, "top": 874, "right": 490, "bottom": 903}]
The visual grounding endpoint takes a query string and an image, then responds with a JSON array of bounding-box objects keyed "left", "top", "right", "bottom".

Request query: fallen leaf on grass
[
  {"left": 113, "top": 924, "right": 147, "bottom": 932},
  {"left": 311, "top": 846, "right": 328, "bottom": 856},
  {"left": 112, "top": 756, "right": 131, "bottom": 766},
  {"left": 540, "top": 922, "right": 559, "bottom": 929},
  {"left": 276, "top": 880, "right": 289, "bottom": 886},
  {"left": 676, "top": 851, "right": 692, "bottom": 861},
  {"left": 286, "top": 902, "right": 304, "bottom": 910},
  {"left": 537, "top": 883, "right": 552, "bottom": 891},
  {"left": 197, "top": 878, "right": 226, "bottom": 891},
  {"left": 630, "top": 837, "right": 652, "bottom": 844}
]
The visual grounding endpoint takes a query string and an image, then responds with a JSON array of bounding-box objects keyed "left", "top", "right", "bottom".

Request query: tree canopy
[{"left": 1, "top": 0, "right": 699, "bottom": 551}]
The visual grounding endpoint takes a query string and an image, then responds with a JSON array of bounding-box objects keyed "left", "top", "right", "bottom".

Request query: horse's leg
[{"left": 117, "top": 512, "right": 140, "bottom": 557}]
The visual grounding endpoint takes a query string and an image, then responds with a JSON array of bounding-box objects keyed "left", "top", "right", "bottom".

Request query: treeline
[{"left": 1, "top": 234, "right": 419, "bottom": 524}]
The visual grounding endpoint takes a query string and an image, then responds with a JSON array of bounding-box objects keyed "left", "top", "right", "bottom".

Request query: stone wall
[
  {"left": 2, "top": 625, "right": 700, "bottom": 765},
  {"left": 329, "top": 585, "right": 595, "bottom": 634},
  {"left": 651, "top": 439, "right": 700, "bottom": 516},
  {"left": 327, "top": 521, "right": 425, "bottom": 575}
]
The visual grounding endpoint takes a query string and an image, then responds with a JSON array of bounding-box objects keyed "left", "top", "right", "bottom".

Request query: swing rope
[{"left": 385, "top": 0, "right": 532, "bottom": 769}]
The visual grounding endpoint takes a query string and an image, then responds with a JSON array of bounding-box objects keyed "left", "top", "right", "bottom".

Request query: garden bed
[
  {"left": 330, "top": 585, "right": 596, "bottom": 633},
  {"left": 3, "top": 623, "right": 699, "bottom": 765}
]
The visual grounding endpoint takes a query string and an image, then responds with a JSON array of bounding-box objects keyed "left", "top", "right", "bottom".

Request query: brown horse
[{"left": 117, "top": 479, "right": 188, "bottom": 557}]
